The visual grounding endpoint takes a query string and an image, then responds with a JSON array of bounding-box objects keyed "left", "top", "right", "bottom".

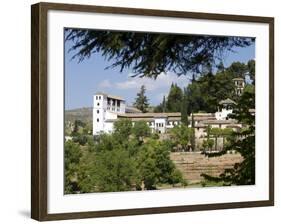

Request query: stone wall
[{"left": 170, "top": 152, "right": 243, "bottom": 184}]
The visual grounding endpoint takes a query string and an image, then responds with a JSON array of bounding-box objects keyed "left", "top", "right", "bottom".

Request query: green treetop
[
  {"left": 133, "top": 85, "right": 149, "bottom": 113},
  {"left": 66, "top": 30, "right": 253, "bottom": 78},
  {"left": 181, "top": 87, "right": 189, "bottom": 126},
  {"left": 166, "top": 83, "right": 183, "bottom": 112}
]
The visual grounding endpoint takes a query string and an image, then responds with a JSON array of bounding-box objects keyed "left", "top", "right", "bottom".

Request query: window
[
  {"left": 97, "top": 110, "right": 99, "bottom": 114},
  {"left": 97, "top": 103, "right": 100, "bottom": 106},
  {"left": 99, "top": 96, "right": 101, "bottom": 100},
  {"left": 96, "top": 96, "right": 98, "bottom": 100},
  {"left": 97, "top": 118, "right": 99, "bottom": 122}
]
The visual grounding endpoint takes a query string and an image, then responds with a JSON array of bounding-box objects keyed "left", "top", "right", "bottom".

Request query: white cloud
[
  {"left": 156, "top": 92, "right": 168, "bottom": 102},
  {"left": 96, "top": 72, "right": 191, "bottom": 105},
  {"left": 98, "top": 79, "right": 112, "bottom": 89},
  {"left": 115, "top": 72, "right": 190, "bottom": 91}
]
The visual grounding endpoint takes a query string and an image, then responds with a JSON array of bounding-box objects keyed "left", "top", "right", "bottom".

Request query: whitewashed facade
[
  {"left": 92, "top": 92, "right": 125, "bottom": 135},
  {"left": 215, "top": 98, "right": 237, "bottom": 120},
  {"left": 93, "top": 92, "right": 243, "bottom": 136}
]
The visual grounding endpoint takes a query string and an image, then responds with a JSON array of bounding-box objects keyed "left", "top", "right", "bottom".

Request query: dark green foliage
[
  {"left": 72, "top": 134, "right": 88, "bottom": 146},
  {"left": 80, "top": 147, "right": 138, "bottom": 192},
  {"left": 72, "top": 120, "right": 86, "bottom": 135},
  {"left": 154, "top": 96, "right": 166, "bottom": 112},
  {"left": 132, "top": 121, "right": 151, "bottom": 142},
  {"left": 225, "top": 61, "right": 248, "bottom": 78},
  {"left": 133, "top": 85, "right": 149, "bottom": 112},
  {"left": 138, "top": 140, "right": 181, "bottom": 189},
  {"left": 154, "top": 83, "right": 184, "bottom": 113},
  {"left": 185, "top": 81, "right": 205, "bottom": 114},
  {"left": 64, "top": 141, "right": 83, "bottom": 194},
  {"left": 181, "top": 87, "right": 189, "bottom": 126},
  {"left": 166, "top": 83, "right": 183, "bottom": 112},
  {"left": 170, "top": 125, "right": 191, "bottom": 151},
  {"left": 247, "top": 60, "right": 255, "bottom": 84},
  {"left": 244, "top": 84, "right": 255, "bottom": 94},
  {"left": 216, "top": 61, "right": 225, "bottom": 73},
  {"left": 186, "top": 72, "right": 235, "bottom": 113},
  {"left": 153, "top": 60, "right": 254, "bottom": 114},
  {"left": 210, "top": 128, "right": 221, "bottom": 151},
  {"left": 190, "top": 114, "right": 196, "bottom": 151},
  {"left": 66, "top": 29, "right": 253, "bottom": 78},
  {"left": 77, "top": 125, "right": 140, "bottom": 193},
  {"left": 113, "top": 118, "right": 132, "bottom": 141},
  {"left": 65, "top": 118, "right": 184, "bottom": 193},
  {"left": 170, "top": 169, "right": 187, "bottom": 187},
  {"left": 202, "top": 139, "right": 215, "bottom": 151},
  {"left": 201, "top": 91, "right": 255, "bottom": 185},
  {"left": 182, "top": 61, "right": 254, "bottom": 114}
]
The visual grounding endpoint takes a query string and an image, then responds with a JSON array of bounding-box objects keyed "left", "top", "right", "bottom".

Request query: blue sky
[{"left": 64, "top": 34, "right": 255, "bottom": 110}]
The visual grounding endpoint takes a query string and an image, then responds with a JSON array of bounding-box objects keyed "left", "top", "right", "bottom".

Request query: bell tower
[
  {"left": 93, "top": 93, "right": 106, "bottom": 135},
  {"left": 232, "top": 77, "right": 245, "bottom": 96}
]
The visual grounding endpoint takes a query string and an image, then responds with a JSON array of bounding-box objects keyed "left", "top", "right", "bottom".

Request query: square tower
[
  {"left": 93, "top": 93, "right": 106, "bottom": 135},
  {"left": 93, "top": 92, "right": 126, "bottom": 135},
  {"left": 232, "top": 77, "right": 245, "bottom": 96}
]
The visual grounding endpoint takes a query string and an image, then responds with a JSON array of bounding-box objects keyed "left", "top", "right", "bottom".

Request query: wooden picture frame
[{"left": 31, "top": 2, "right": 274, "bottom": 221}]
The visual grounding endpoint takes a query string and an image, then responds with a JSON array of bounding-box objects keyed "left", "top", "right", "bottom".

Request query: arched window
[
  {"left": 97, "top": 118, "right": 99, "bottom": 122},
  {"left": 97, "top": 110, "right": 99, "bottom": 114}
]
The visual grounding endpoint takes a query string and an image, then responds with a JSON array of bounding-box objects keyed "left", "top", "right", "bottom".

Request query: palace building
[
  {"left": 92, "top": 77, "right": 253, "bottom": 150},
  {"left": 92, "top": 92, "right": 242, "bottom": 136}
]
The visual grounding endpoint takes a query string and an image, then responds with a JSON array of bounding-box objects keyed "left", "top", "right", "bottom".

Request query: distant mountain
[{"left": 65, "top": 107, "right": 92, "bottom": 124}]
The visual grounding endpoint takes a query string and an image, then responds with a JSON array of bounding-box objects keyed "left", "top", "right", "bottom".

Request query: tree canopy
[
  {"left": 65, "top": 118, "right": 185, "bottom": 193},
  {"left": 133, "top": 85, "right": 149, "bottom": 112},
  {"left": 65, "top": 29, "right": 254, "bottom": 78},
  {"left": 201, "top": 89, "right": 255, "bottom": 185},
  {"left": 154, "top": 60, "right": 254, "bottom": 114},
  {"left": 166, "top": 83, "right": 183, "bottom": 112}
]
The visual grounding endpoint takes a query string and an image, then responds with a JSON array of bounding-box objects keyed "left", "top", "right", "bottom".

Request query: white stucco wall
[
  {"left": 154, "top": 118, "right": 166, "bottom": 133},
  {"left": 93, "top": 94, "right": 106, "bottom": 135},
  {"left": 215, "top": 108, "right": 233, "bottom": 120}
]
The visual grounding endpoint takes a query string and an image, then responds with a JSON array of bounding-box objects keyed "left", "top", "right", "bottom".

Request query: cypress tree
[
  {"left": 181, "top": 87, "right": 188, "bottom": 126},
  {"left": 133, "top": 85, "right": 149, "bottom": 113},
  {"left": 166, "top": 83, "right": 183, "bottom": 112},
  {"left": 190, "top": 113, "right": 196, "bottom": 151}
]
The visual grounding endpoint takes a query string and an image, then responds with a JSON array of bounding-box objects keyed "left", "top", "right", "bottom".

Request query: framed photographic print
[{"left": 31, "top": 2, "right": 274, "bottom": 221}]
